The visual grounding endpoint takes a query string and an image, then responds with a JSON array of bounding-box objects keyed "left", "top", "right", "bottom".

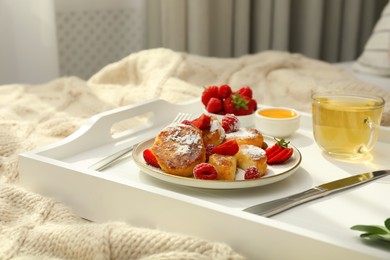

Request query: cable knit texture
[{"left": 0, "top": 48, "right": 389, "bottom": 259}]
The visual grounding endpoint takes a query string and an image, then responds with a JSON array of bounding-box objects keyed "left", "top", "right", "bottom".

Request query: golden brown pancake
[{"left": 151, "top": 123, "right": 206, "bottom": 177}]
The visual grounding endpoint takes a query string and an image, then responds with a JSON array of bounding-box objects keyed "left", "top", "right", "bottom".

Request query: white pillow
[{"left": 353, "top": 2, "right": 390, "bottom": 77}]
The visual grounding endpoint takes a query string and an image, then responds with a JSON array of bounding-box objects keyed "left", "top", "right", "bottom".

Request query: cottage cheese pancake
[
  {"left": 236, "top": 144, "right": 267, "bottom": 176},
  {"left": 151, "top": 123, "right": 206, "bottom": 177},
  {"left": 225, "top": 127, "right": 264, "bottom": 148}
]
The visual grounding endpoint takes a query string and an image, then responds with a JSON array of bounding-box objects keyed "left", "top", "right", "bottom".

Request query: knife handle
[{"left": 243, "top": 187, "right": 325, "bottom": 217}]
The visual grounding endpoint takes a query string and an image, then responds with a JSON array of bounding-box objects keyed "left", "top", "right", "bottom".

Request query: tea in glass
[{"left": 312, "top": 92, "right": 384, "bottom": 159}]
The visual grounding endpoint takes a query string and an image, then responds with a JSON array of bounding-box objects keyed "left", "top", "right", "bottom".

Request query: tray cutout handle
[{"left": 110, "top": 111, "right": 155, "bottom": 140}]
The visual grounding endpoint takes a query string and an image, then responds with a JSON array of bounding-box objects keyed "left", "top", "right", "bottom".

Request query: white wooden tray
[{"left": 19, "top": 99, "right": 390, "bottom": 259}]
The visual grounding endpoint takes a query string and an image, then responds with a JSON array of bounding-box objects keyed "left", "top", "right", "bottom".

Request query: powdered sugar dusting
[
  {"left": 226, "top": 128, "right": 260, "bottom": 140},
  {"left": 209, "top": 118, "right": 226, "bottom": 142},
  {"left": 162, "top": 124, "right": 202, "bottom": 156},
  {"left": 241, "top": 145, "right": 265, "bottom": 160}
]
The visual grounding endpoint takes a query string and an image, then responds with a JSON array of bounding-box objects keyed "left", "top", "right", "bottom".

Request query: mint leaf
[
  {"left": 351, "top": 218, "right": 390, "bottom": 245},
  {"left": 385, "top": 218, "right": 390, "bottom": 230},
  {"left": 351, "top": 225, "right": 389, "bottom": 234},
  {"left": 360, "top": 233, "right": 390, "bottom": 243}
]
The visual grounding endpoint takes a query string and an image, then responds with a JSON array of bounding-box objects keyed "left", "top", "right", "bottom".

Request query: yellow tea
[{"left": 312, "top": 94, "right": 384, "bottom": 159}]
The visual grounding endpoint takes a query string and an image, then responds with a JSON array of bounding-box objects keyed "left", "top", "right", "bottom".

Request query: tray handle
[{"left": 34, "top": 99, "right": 180, "bottom": 156}]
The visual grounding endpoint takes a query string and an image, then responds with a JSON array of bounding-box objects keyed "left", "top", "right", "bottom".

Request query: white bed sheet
[{"left": 334, "top": 62, "right": 390, "bottom": 92}]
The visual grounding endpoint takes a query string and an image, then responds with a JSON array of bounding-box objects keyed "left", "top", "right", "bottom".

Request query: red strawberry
[
  {"left": 218, "top": 84, "right": 232, "bottom": 99},
  {"left": 206, "top": 97, "right": 223, "bottom": 113},
  {"left": 201, "top": 86, "right": 219, "bottom": 106},
  {"left": 237, "top": 86, "right": 253, "bottom": 99},
  {"left": 191, "top": 114, "right": 211, "bottom": 130},
  {"left": 143, "top": 149, "right": 160, "bottom": 168},
  {"left": 212, "top": 139, "right": 239, "bottom": 155},
  {"left": 235, "top": 99, "right": 253, "bottom": 115},
  {"left": 244, "top": 166, "right": 260, "bottom": 180},
  {"left": 221, "top": 114, "right": 240, "bottom": 133},
  {"left": 265, "top": 138, "right": 293, "bottom": 165},
  {"left": 223, "top": 92, "right": 252, "bottom": 115},
  {"left": 248, "top": 98, "right": 257, "bottom": 112},
  {"left": 223, "top": 97, "right": 236, "bottom": 114},
  {"left": 193, "top": 163, "right": 218, "bottom": 180}
]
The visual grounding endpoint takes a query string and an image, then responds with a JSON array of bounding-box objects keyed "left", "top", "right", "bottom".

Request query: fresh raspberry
[
  {"left": 205, "top": 144, "right": 215, "bottom": 161},
  {"left": 193, "top": 163, "right": 218, "bottom": 180},
  {"left": 218, "top": 84, "right": 232, "bottom": 99},
  {"left": 212, "top": 139, "right": 239, "bottom": 156},
  {"left": 237, "top": 86, "right": 253, "bottom": 99},
  {"left": 201, "top": 85, "right": 219, "bottom": 106},
  {"left": 206, "top": 97, "right": 223, "bottom": 113},
  {"left": 143, "top": 149, "right": 160, "bottom": 168},
  {"left": 244, "top": 166, "right": 260, "bottom": 180},
  {"left": 221, "top": 114, "right": 240, "bottom": 133}
]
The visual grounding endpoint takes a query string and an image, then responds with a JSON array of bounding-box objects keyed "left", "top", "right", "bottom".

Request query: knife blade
[{"left": 243, "top": 170, "right": 390, "bottom": 217}]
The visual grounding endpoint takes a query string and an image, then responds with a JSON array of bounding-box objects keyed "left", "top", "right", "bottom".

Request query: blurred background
[{"left": 0, "top": 0, "right": 387, "bottom": 85}]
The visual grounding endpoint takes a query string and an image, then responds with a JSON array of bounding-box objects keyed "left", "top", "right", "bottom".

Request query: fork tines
[{"left": 173, "top": 113, "right": 192, "bottom": 123}]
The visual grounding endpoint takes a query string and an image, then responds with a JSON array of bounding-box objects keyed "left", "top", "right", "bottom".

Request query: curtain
[{"left": 145, "top": 0, "right": 388, "bottom": 63}]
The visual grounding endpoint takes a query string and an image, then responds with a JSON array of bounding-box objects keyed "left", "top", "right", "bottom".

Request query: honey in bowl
[
  {"left": 258, "top": 108, "right": 298, "bottom": 119},
  {"left": 255, "top": 107, "right": 300, "bottom": 137}
]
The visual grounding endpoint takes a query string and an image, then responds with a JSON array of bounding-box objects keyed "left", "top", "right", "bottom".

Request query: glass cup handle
[{"left": 364, "top": 117, "right": 376, "bottom": 151}]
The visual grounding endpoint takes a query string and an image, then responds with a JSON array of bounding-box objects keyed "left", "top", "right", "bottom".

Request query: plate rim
[{"left": 132, "top": 136, "right": 302, "bottom": 189}]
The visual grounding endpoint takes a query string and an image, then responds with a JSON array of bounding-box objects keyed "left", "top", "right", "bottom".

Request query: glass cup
[{"left": 312, "top": 92, "right": 385, "bottom": 160}]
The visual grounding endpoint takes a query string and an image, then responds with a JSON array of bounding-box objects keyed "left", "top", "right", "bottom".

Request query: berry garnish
[
  {"left": 143, "top": 149, "right": 160, "bottom": 168},
  {"left": 223, "top": 93, "right": 253, "bottom": 116},
  {"left": 205, "top": 144, "right": 215, "bottom": 162},
  {"left": 221, "top": 114, "right": 240, "bottom": 133},
  {"left": 191, "top": 114, "right": 211, "bottom": 130},
  {"left": 248, "top": 98, "right": 257, "bottom": 112},
  {"left": 206, "top": 97, "right": 223, "bottom": 113},
  {"left": 212, "top": 139, "right": 239, "bottom": 156},
  {"left": 218, "top": 84, "right": 232, "bottom": 99},
  {"left": 193, "top": 163, "right": 218, "bottom": 180},
  {"left": 237, "top": 86, "right": 253, "bottom": 99},
  {"left": 265, "top": 138, "right": 293, "bottom": 165},
  {"left": 201, "top": 84, "right": 257, "bottom": 116},
  {"left": 201, "top": 85, "right": 219, "bottom": 106},
  {"left": 181, "top": 119, "right": 193, "bottom": 126},
  {"left": 244, "top": 166, "right": 260, "bottom": 180}
]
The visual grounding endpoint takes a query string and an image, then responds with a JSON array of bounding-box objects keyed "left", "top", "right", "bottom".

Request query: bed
[{"left": 1, "top": 48, "right": 389, "bottom": 259}]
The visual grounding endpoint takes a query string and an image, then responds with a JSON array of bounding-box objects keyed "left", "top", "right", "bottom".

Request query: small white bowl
[
  {"left": 204, "top": 110, "right": 255, "bottom": 128},
  {"left": 255, "top": 107, "right": 300, "bottom": 137}
]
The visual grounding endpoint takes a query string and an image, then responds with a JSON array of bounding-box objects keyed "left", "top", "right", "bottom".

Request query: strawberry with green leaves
[
  {"left": 223, "top": 92, "right": 253, "bottom": 115},
  {"left": 265, "top": 138, "right": 293, "bottom": 165}
]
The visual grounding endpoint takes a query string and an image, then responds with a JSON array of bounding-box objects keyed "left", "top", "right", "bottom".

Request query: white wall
[
  {"left": 0, "top": 0, "right": 59, "bottom": 85},
  {"left": 0, "top": 0, "right": 145, "bottom": 85}
]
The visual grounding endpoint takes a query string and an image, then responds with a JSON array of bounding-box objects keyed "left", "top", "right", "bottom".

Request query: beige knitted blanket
[{"left": 1, "top": 48, "right": 389, "bottom": 259}]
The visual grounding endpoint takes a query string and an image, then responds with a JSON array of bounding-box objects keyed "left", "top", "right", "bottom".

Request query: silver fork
[{"left": 89, "top": 112, "right": 193, "bottom": 171}]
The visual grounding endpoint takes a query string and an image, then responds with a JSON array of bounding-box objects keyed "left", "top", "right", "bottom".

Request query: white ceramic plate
[{"left": 133, "top": 136, "right": 302, "bottom": 189}]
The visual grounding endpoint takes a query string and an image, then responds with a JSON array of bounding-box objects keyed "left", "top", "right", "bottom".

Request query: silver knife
[{"left": 243, "top": 170, "right": 390, "bottom": 217}]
